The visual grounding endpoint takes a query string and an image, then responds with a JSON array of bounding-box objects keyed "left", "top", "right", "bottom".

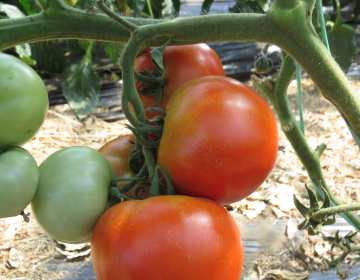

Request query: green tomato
[
  {"left": 31, "top": 147, "right": 115, "bottom": 244},
  {"left": 0, "top": 52, "right": 48, "bottom": 148},
  {"left": 0, "top": 147, "right": 39, "bottom": 218}
]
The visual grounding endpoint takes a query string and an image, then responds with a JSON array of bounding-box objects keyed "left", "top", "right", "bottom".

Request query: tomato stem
[
  {"left": 96, "top": 0, "right": 137, "bottom": 32},
  {"left": 252, "top": 52, "right": 360, "bottom": 232}
]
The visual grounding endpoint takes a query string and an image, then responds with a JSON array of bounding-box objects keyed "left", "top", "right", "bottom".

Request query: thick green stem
[
  {"left": 313, "top": 203, "right": 360, "bottom": 221},
  {"left": 120, "top": 25, "right": 161, "bottom": 179},
  {"left": 252, "top": 52, "right": 360, "bottom": 231},
  {"left": 2, "top": 1, "right": 360, "bottom": 139}
]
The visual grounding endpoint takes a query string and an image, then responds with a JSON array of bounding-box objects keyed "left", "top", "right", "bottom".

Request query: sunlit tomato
[
  {"left": 133, "top": 44, "right": 225, "bottom": 120},
  {"left": 91, "top": 195, "right": 243, "bottom": 280},
  {"left": 31, "top": 147, "right": 114, "bottom": 244},
  {"left": 0, "top": 147, "right": 39, "bottom": 218},
  {"left": 98, "top": 134, "right": 150, "bottom": 199},
  {"left": 0, "top": 52, "right": 48, "bottom": 148},
  {"left": 158, "top": 76, "right": 279, "bottom": 205}
]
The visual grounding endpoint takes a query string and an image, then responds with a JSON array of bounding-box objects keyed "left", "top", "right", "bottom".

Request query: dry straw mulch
[{"left": 0, "top": 79, "right": 360, "bottom": 279}]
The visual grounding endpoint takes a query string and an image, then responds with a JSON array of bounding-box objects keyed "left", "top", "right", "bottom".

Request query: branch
[{"left": 252, "top": 52, "right": 360, "bottom": 232}]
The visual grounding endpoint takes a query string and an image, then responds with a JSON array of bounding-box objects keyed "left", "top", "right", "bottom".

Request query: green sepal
[
  {"left": 149, "top": 166, "right": 164, "bottom": 197},
  {"left": 323, "top": 230, "right": 341, "bottom": 252},
  {"left": 254, "top": 51, "right": 273, "bottom": 74},
  {"left": 318, "top": 181, "right": 331, "bottom": 208},
  {"left": 323, "top": 214, "right": 336, "bottom": 226},
  {"left": 308, "top": 223, "right": 323, "bottom": 235},
  {"left": 158, "top": 165, "right": 176, "bottom": 195},
  {"left": 129, "top": 124, "right": 163, "bottom": 135},
  {"left": 108, "top": 186, "right": 133, "bottom": 207},
  {"left": 149, "top": 39, "right": 171, "bottom": 76},
  {"left": 306, "top": 185, "right": 320, "bottom": 209},
  {"left": 137, "top": 107, "right": 166, "bottom": 120},
  {"left": 345, "top": 231, "right": 357, "bottom": 243},
  {"left": 293, "top": 194, "right": 310, "bottom": 216},
  {"left": 111, "top": 177, "right": 140, "bottom": 183},
  {"left": 125, "top": 125, "right": 161, "bottom": 148},
  {"left": 298, "top": 218, "right": 311, "bottom": 231},
  {"left": 323, "top": 253, "right": 338, "bottom": 269},
  {"left": 118, "top": 163, "right": 148, "bottom": 194},
  {"left": 153, "top": 85, "right": 164, "bottom": 107},
  {"left": 137, "top": 84, "right": 155, "bottom": 95}
]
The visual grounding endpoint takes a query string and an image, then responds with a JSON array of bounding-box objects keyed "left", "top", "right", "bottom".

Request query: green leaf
[
  {"left": 0, "top": 3, "right": 25, "bottom": 18},
  {"left": 127, "top": 0, "right": 146, "bottom": 17},
  {"left": 327, "top": 20, "right": 356, "bottom": 73},
  {"left": 306, "top": 185, "right": 320, "bottom": 209},
  {"left": 293, "top": 194, "right": 310, "bottom": 216},
  {"left": 15, "top": 44, "right": 36, "bottom": 65},
  {"left": 61, "top": 47, "right": 101, "bottom": 120},
  {"left": 104, "top": 42, "right": 124, "bottom": 66},
  {"left": 201, "top": 0, "right": 214, "bottom": 15},
  {"left": 30, "top": 41, "right": 64, "bottom": 73},
  {"left": 19, "top": 0, "right": 33, "bottom": 14}
]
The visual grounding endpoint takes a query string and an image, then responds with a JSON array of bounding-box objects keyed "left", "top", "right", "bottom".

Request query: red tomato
[
  {"left": 91, "top": 195, "right": 243, "bottom": 280},
  {"left": 98, "top": 134, "right": 149, "bottom": 200},
  {"left": 134, "top": 44, "right": 225, "bottom": 120},
  {"left": 157, "top": 76, "right": 279, "bottom": 205}
]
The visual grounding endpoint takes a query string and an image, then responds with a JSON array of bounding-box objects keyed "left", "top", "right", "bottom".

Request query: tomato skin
[
  {"left": 0, "top": 147, "right": 39, "bottom": 218},
  {"left": 91, "top": 195, "right": 243, "bottom": 280},
  {"left": 134, "top": 44, "right": 225, "bottom": 120},
  {"left": 98, "top": 134, "right": 150, "bottom": 199},
  {"left": 31, "top": 147, "right": 114, "bottom": 244},
  {"left": 158, "top": 76, "right": 279, "bottom": 205},
  {"left": 0, "top": 53, "right": 48, "bottom": 148}
]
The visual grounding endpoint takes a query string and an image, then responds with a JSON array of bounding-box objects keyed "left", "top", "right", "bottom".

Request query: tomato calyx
[
  {"left": 149, "top": 165, "right": 176, "bottom": 197},
  {"left": 126, "top": 124, "right": 161, "bottom": 148},
  {"left": 134, "top": 42, "right": 170, "bottom": 108},
  {"left": 134, "top": 70, "right": 166, "bottom": 88},
  {"left": 108, "top": 163, "right": 150, "bottom": 205},
  {"left": 254, "top": 44, "right": 273, "bottom": 74}
]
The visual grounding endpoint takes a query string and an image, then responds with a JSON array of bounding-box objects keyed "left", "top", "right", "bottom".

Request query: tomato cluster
[
  {"left": 91, "top": 44, "right": 278, "bottom": 279},
  {"left": 1, "top": 44, "right": 279, "bottom": 280}
]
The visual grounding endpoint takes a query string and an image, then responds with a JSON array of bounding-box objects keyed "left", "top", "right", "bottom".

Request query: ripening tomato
[
  {"left": 0, "top": 147, "right": 39, "bottom": 218},
  {"left": 0, "top": 52, "right": 48, "bottom": 148},
  {"left": 91, "top": 195, "right": 243, "bottom": 280},
  {"left": 133, "top": 44, "right": 225, "bottom": 120},
  {"left": 158, "top": 76, "right": 279, "bottom": 205},
  {"left": 98, "top": 134, "right": 150, "bottom": 199},
  {"left": 31, "top": 147, "right": 114, "bottom": 244}
]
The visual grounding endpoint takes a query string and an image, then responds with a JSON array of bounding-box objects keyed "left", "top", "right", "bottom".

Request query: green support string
[
  {"left": 296, "top": 0, "right": 331, "bottom": 137},
  {"left": 316, "top": 0, "right": 331, "bottom": 52}
]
